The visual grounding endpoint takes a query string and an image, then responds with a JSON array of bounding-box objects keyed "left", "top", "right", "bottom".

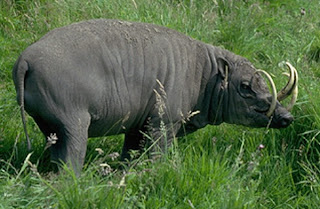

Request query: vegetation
[{"left": 1, "top": 0, "right": 320, "bottom": 208}]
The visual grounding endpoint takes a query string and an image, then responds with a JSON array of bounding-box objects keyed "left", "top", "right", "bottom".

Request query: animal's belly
[
  {"left": 87, "top": 110, "right": 145, "bottom": 137},
  {"left": 88, "top": 119, "right": 126, "bottom": 137}
]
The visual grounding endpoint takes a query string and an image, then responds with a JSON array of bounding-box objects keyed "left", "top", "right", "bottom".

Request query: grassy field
[{"left": 1, "top": 0, "right": 320, "bottom": 208}]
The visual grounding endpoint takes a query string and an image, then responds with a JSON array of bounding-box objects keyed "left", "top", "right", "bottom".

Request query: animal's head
[{"left": 218, "top": 57, "right": 298, "bottom": 129}]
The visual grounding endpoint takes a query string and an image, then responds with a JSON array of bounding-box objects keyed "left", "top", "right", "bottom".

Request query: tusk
[
  {"left": 255, "top": 70, "right": 277, "bottom": 117},
  {"left": 285, "top": 62, "right": 298, "bottom": 111},
  {"left": 286, "top": 84, "right": 298, "bottom": 111},
  {"left": 277, "top": 62, "right": 296, "bottom": 101}
]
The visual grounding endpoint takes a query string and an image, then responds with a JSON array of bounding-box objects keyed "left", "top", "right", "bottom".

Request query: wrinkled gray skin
[{"left": 13, "top": 19, "right": 293, "bottom": 175}]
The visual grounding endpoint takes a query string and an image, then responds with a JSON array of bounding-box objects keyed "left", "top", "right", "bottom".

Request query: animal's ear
[{"left": 217, "top": 57, "right": 230, "bottom": 79}]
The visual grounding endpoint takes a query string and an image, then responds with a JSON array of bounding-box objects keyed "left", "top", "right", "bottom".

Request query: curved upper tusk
[
  {"left": 255, "top": 70, "right": 277, "bottom": 118},
  {"left": 285, "top": 62, "right": 298, "bottom": 111},
  {"left": 277, "top": 62, "right": 296, "bottom": 101}
]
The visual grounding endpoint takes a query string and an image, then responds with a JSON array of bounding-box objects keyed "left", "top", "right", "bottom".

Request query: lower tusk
[{"left": 255, "top": 70, "right": 277, "bottom": 117}]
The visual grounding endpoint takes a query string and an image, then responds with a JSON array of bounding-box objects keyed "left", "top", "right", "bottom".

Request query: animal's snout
[
  {"left": 272, "top": 112, "right": 294, "bottom": 128},
  {"left": 279, "top": 112, "right": 294, "bottom": 127}
]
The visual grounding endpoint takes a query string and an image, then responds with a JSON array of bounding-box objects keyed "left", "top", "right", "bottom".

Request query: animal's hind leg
[
  {"left": 33, "top": 115, "right": 56, "bottom": 139},
  {"left": 33, "top": 116, "right": 64, "bottom": 147},
  {"left": 49, "top": 113, "right": 91, "bottom": 176}
]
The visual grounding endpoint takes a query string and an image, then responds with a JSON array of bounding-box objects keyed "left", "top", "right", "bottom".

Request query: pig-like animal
[{"left": 13, "top": 19, "right": 298, "bottom": 174}]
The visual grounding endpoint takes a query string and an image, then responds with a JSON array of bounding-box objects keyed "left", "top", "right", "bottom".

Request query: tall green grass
[{"left": 1, "top": 0, "right": 320, "bottom": 208}]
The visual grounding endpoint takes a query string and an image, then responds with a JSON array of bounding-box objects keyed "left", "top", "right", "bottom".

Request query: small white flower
[
  {"left": 108, "top": 152, "right": 120, "bottom": 161},
  {"left": 258, "top": 144, "right": 265, "bottom": 150},
  {"left": 100, "top": 163, "right": 113, "bottom": 176},
  {"left": 95, "top": 148, "right": 104, "bottom": 155},
  {"left": 45, "top": 133, "right": 58, "bottom": 149}
]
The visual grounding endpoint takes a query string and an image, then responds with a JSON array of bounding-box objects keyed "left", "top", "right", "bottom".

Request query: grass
[{"left": 1, "top": 0, "right": 320, "bottom": 208}]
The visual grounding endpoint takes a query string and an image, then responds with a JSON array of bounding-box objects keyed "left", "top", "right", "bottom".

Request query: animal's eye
[
  {"left": 240, "top": 81, "right": 254, "bottom": 98},
  {"left": 240, "top": 82, "right": 250, "bottom": 90}
]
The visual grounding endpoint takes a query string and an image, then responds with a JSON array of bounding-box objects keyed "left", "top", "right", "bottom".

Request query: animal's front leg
[
  {"left": 121, "top": 129, "right": 146, "bottom": 161},
  {"left": 147, "top": 118, "right": 181, "bottom": 158}
]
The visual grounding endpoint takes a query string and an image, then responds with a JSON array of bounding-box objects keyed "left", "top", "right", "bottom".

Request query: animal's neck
[
  {"left": 207, "top": 46, "right": 233, "bottom": 125},
  {"left": 191, "top": 45, "right": 228, "bottom": 126},
  {"left": 208, "top": 74, "right": 226, "bottom": 125}
]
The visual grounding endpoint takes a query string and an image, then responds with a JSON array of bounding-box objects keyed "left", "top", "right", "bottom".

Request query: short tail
[{"left": 12, "top": 58, "right": 31, "bottom": 151}]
